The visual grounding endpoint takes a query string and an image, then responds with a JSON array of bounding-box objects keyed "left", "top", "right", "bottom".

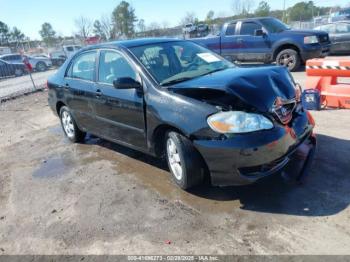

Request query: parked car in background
[
  {"left": 192, "top": 17, "right": 331, "bottom": 71},
  {"left": 0, "top": 47, "right": 11, "bottom": 55},
  {"left": 183, "top": 23, "right": 196, "bottom": 34},
  {"left": 0, "top": 59, "right": 26, "bottom": 78},
  {"left": 0, "top": 53, "right": 52, "bottom": 72},
  {"left": 48, "top": 38, "right": 316, "bottom": 190},
  {"left": 63, "top": 45, "right": 82, "bottom": 57},
  {"left": 196, "top": 23, "right": 209, "bottom": 37},
  {"left": 49, "top": 51, "right": 67, "bottom": 67},
  {"left": 314, "top": 21, "right": 350, "bottom": 54}
]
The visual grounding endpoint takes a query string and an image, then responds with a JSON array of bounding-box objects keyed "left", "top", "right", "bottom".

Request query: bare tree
[
  {"left": 180, "top": 12, "right": 197, "bottom": 26},
  {"left": 232, "top": 0, "right": 255, "bottom": 16},
  {"left": 74, "top": 16, "right": 93, "bottom": 39},
  {"left": 100, "top": 14, "right": 113, "bottom": 40}
]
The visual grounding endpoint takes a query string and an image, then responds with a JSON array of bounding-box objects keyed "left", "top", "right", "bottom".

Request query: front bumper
[
  {"left": 300, "top": 42, "right": 331, "bottom": 62},
  {"left": 193, "top": 113, "right": 316, "bottom": 186}
]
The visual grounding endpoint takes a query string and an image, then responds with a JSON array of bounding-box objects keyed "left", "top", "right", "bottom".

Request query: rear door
[
  {"left": 93, "top": 49, "right": 146, "bottom": 149},
  {"left": 220, "top": 22, "right": 240, "bottom": 61},
  {"left": 236, "top": 21, "right": 270, "bottom": 62},
  {"left": 64, "top": 50, "right": 98, "bottom": 131}
]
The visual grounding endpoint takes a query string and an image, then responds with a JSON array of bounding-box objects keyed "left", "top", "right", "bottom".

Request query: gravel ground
[
  {"left": 0, "top": 70, "right": 56, "bottom": 99},
  {"left": 0, "top": 87, "right": 349, "bottom": 255}
]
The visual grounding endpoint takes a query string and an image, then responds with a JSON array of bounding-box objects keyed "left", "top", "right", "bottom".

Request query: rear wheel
[
  {"left": 36, "top": 61, "right": 47, "bottom": 72},
  {"left": 165, "top": 131, "right": 205, "bottom": 190},
  {"left": 14, "top": 68, "right": 24, "bottom": 77},
  {"left": 59, "top": 106, "right": 86, "bottom": 143},
  {"left": 276, "top": 49, "right": 301, "bottom": 72}
]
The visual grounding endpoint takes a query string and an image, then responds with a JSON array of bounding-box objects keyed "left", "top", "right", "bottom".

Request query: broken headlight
[{"left": 207, "top": 111, "right": 274, "bottom": 134}]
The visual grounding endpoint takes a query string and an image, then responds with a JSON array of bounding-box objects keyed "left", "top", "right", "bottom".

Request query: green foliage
[
  {"left": 255, "top": 1, "right": 271, "bottom": 17},
  {"left": 39, "top": 23, "right": 56, "bottom": 47},
  {"left": 205, "top": 10, "right": 215, "bottom": 25},
  {"left": 287, "top": 1, "right": 318, "bottom": 21},
  {"left": 112, "top": 1, "right": 138, "bottom": 38},
  {"left": 0, "top": 21, "right": 11, "bottom": 45},
  {"left": 93, "top": 20, "right": 106, "bottom": 40}
]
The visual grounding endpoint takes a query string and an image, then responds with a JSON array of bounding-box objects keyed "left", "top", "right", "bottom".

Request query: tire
[
  {"left": 36, "top": 61, "right": 47, "bottom": 72},
  {"left": 14, "top": 68, "right": 24, "bottom": 77},
  {"left": 165, "top": 131, "right": 205, "bottom": 190},
  {"left": 276, "top": 49, "right": 301, "bottom": 72},
  {"left": 59, "top": 106, "right": 86, "bottom": 143}
]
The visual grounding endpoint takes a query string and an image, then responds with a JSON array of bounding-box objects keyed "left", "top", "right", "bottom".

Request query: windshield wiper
[
  {"left": 161, "top": 77, "right": 193, "bottom": 86},
  {"left": 198, "top": 67, "right": 228, "bottom": 77}
]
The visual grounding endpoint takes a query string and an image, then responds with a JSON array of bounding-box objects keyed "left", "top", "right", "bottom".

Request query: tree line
[{"left": 0, "top": 0, "right": 345, "bottom": 48}]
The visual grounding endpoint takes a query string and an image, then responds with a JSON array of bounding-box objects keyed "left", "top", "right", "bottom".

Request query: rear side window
[
  {"left": 69, "top": 51, "right": 96, "bottom": 81},
  {"left": 226, "top": 23, "right": 237, "bottom": 36},
  {"left": 98, "top": 50, "right": 136, "bottom": 84},
  {"left": 240, "top": 22, "right": 262, "bottom": 35}
]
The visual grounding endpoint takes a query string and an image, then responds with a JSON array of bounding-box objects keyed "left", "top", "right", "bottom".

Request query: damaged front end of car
[{"left": 168, "top": 66, "right": 316, "bottom": 186}]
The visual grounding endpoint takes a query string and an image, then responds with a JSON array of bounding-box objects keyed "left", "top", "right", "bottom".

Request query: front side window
[
  {"left": 240, "top": 22, "right": 262, "bottom": 35},
  {"left": 130, "top": 41, "right": 234, "bottom": 85},
  {"left": 70, "top": 51, "right": 96, "bottom": 81},
  {"left": 320, "top": 24, "right": 337, "bottom": 34},
  {"left": 98, "top": 50, "right": 136, "bottom": 84},
  {"left": 336, "top": 23, "right": 350, "bottom": 33}
]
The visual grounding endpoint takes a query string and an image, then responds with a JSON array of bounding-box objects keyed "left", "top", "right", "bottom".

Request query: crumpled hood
[{"left": 170, "top": 66, "right": 296, "bottom": 112}]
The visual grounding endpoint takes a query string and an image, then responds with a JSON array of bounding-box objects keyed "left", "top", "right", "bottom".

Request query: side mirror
[
  {"left": 113, "top": 77, "right": 142, "bottom": 89},
  {"left": 254, "top": 29, "right": 265, "bottom": 37}
]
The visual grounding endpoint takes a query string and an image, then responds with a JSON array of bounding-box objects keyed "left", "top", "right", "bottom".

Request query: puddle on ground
[{"left": 32, "top": 157, "right": 72, "bottom": 178}]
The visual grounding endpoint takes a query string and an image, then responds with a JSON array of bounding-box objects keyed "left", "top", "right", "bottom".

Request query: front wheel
[
  {"left": 276, "top": 49, "right": 301, "bottom": 72},
  {"left": 36, "top": 61, "right": 47, "bottom": 72},
  {"left": 59, "top": 106, "right": 86, "bottom": 143},
  {"left": 165, "top": 131, "right": 205, "bottom": 190}
]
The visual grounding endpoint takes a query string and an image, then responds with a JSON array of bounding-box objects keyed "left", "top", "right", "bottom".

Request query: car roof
[
  {"left": 87, "top": 38, "right": 182, "bottom": 50},
  {"left": 228, "top": 16, "right": 275, "bottom": 23}
]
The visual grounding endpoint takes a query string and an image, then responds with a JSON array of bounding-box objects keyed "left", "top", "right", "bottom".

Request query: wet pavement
[{"left": 0, "top": 91, "right": 350, "bottom": 255}]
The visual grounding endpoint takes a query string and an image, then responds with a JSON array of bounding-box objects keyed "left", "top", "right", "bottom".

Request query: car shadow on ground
[{"left": 85, "top": 133, "right": 350, "bottom": 217}]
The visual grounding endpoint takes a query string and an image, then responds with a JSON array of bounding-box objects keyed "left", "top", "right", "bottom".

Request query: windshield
[
  {"left": 130, "top": 41, "right": 234, "bottom": 86},
  {"left": 259, "top": 18, "right": 290, "bottom": 33}
]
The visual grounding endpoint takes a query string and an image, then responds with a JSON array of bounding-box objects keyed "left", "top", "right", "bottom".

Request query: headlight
[
  {"left": 304, "top": 36, "right": 318, "bottom": 44},
  {"left": 207, "top": 111, "right": 274, "bottom": 134}
]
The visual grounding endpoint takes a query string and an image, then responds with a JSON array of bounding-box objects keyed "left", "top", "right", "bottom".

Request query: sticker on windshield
[{"left": 197, "top": 53, "right": 221, "bottom": 63}]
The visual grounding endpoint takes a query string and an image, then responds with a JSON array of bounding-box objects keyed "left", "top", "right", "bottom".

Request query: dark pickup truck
[{"left": 192, "top": 17, "right": 331, "bottom": 71}]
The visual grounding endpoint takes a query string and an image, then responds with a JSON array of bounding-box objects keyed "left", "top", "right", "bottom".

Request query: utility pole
[{"left": 283, "top": 0, "right": 286, "bottom": 23}]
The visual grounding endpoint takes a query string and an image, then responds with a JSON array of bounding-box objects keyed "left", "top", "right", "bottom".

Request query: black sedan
[
  {"left": 48, "top": 38, "right": 316, "bottom": 190},
  {"left": 315, "top": 22, "right": 350, "bottom": 54},
  {"left": 0, "top": 59, "right": 26, "bottom": 78}
]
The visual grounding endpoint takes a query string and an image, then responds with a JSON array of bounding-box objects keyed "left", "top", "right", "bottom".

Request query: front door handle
[
  {"left": 95, "top": 89, "right": 102, "bottom": 98},
  {"left": 237, "top": 38, "right": 243, "bottom": 43}
]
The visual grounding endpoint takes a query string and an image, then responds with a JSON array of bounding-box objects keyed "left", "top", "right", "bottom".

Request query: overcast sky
[{"left": 0, "top": 0, "right": 348, "bottom": 39}]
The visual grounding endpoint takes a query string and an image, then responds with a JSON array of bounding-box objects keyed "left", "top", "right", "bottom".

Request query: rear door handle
[
  {"left": 237, "top": 38, "right": 243, "bottom": 43},
  {"left": 95, "top": 89, "right": 102, "bottom": 98}
]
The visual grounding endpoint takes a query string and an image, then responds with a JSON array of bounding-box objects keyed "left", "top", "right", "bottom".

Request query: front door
[
  {"left": 236, "top": 21, "right": 270, "bottom": 62},
  {"left": 93, "top": 49, "right": 146, "bottom": 149}
]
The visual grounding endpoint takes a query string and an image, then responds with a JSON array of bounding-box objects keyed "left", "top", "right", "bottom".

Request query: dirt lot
[{"left": 0, "top": 86, "right": 350, "bottom": 255}]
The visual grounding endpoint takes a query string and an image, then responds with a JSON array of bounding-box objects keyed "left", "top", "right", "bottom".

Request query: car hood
[
  {"left": 281, "top": 29, "right": 327, "bottom": 36},
  {"left": 169, "top": 66, "right": 296, "bottom": 112}
]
